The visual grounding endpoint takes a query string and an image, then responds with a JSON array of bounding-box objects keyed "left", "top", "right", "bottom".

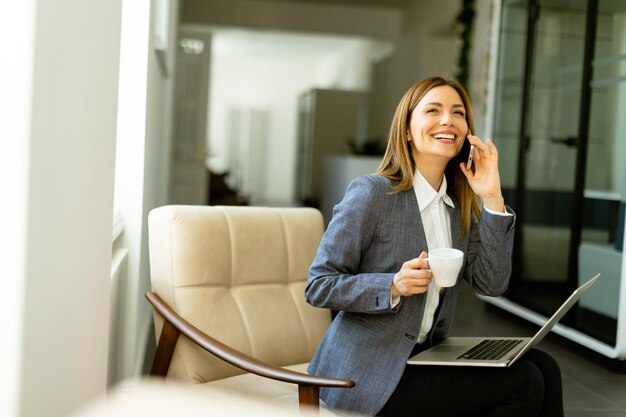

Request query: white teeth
[{"left": 434, "top": 134, "right": 455, "bottom": 140}]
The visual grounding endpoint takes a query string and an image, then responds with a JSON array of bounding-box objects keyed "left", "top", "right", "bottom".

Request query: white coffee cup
[{"left": 427, "top": 248, "right": 464, "bottom": 287}]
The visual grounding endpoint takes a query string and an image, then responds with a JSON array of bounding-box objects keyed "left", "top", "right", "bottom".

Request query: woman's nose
[{"left": 440, "top": 112, "right": 453, "bottom": 125}]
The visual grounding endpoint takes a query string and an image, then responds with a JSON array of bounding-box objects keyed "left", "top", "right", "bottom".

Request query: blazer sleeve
[
  {"left": 464, "top": 205, "right": 516, "bottom": 296},
  {"left": 304, "top": 176, "right": 398, "bottom": 314}
]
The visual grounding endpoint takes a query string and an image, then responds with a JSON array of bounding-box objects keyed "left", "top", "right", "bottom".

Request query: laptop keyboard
[{"left": 457, "top": 339, "right": 524, "bottom": 360}]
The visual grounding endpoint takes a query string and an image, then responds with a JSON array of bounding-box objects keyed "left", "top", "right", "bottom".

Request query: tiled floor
[{"left": 451, "top": 281, "right": 626, "bottom": 417}]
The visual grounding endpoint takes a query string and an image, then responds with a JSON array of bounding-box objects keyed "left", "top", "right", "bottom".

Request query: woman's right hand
[
  {"left": 391, "top": 251, "right": 433, "bottom": 297},
  {"left": 460, "top": 134, "right": 505, "bottom": 213}
]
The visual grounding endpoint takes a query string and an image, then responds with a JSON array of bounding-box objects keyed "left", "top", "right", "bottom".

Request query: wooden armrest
[{"left": 146, "top": 291, "right": 354, "bottom": 407}]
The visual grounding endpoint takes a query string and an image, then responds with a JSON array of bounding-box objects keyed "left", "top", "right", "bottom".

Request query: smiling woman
[
  {"left": 376, "top": 77, "right": 480, "bottom": 233},
  {"left": 304, "top": 76, "right": 565, "bottom": 417},
  {"left": 408, "top": 85, "right": 469, "bottom": 178}
]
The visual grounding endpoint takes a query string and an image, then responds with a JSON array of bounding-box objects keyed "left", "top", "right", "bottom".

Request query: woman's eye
[
  {"left": 426, "top": 108, "right": 438, "bottom": 114},
  {"left": 455, "top": 111, "right": 465, "bottom": 117}
]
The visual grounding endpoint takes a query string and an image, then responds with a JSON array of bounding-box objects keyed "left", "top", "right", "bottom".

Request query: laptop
[{"left": 407, "top": 273, "right": 600, "bottom": 368}]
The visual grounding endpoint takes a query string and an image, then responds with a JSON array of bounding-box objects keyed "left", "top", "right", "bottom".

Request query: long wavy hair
[{"left": 374, "top": 76, "right": 481, "bottom": 233}]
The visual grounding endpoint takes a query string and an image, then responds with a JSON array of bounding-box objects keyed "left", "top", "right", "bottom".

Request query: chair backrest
[{"left": 148, "top": 205, "right": 331, "bottom": 384}]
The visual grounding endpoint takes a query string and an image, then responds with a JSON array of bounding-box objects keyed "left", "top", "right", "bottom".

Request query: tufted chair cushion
[{"left": 148, "top": 205, "right": 331, "bottom": 384}]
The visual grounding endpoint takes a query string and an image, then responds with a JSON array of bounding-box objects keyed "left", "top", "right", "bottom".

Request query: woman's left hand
[{"left": 459, "top": 134, "right": 505, "bottom": 213}]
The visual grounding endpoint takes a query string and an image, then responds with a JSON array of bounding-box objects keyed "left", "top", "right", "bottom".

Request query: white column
[
  {"left": 1, "top": 1, "right": 123, "bottom": 416},
  {"left": 0, "top": 1, "right": 36, "bottom": 416}
]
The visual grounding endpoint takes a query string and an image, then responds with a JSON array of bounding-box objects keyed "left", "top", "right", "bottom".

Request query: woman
[{"left": 305, "top": 77, "right": 563, "bottom": 417}]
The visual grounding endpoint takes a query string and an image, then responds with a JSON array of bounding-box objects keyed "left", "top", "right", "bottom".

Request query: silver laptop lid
[{"left": 508, "top": 273, "right": 601, "bottom": 366}]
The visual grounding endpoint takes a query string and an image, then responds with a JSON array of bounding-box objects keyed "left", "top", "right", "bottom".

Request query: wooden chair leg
[
  {"left": 150, "top": 320, "right": 180, "bottom": 377},
  {"left": 298, "top": 385, "right": 320, "bottom": 413}
]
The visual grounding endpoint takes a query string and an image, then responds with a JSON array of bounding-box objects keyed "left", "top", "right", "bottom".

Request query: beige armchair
[{"left": 146, "top": 205, "right": 354, "bottom": 414}]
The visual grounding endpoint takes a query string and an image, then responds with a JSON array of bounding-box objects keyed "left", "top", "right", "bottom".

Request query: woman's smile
[
  {"left": 408, "top": 85, "right": 469, "bottom": 172},
  {"left": 431, "top": 131, "right": 458, "bottom": 143}
]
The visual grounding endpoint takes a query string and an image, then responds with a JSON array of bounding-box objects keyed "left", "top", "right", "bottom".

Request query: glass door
[
  {"left": 492, "top": 0, "right": 625, "bottom": 344},
  {"left": 493, "top": 0, "right": 588, "bottom": 311},
  {"left": 575, "top": 0, "right": 626, "bottom": 345}
]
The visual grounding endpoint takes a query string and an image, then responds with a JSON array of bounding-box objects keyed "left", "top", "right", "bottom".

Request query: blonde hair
[{"left": 374, "top": 76, "right": 481, "bottom": 233}]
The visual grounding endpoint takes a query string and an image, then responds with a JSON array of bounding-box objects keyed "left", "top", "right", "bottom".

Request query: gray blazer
[{"left": 305, "top": 175, "right": 515, "bottom": 416}]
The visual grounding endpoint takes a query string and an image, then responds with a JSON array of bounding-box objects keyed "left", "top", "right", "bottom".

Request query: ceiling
[{"left": 184, "top": 0, "right": 403, "bottom": 61}]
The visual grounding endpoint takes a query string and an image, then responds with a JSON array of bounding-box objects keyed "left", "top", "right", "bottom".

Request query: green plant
[{"left": 455, "top": 0, "right": 476, "bottom": 90}]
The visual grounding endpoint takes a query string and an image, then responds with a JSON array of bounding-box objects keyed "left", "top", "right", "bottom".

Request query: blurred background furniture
[
  {"left": 295, "top": 88, "right": 367, "bottom": 208},
  {"left": 146, "top": 205, "right": 354, "bottom": 414},
  {"left": 207, "top": 169, "right": 249, "bottom": 206}
]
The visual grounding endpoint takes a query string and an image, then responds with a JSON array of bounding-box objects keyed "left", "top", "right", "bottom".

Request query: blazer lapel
[
  {"left": 447, "top": 203, "right": 463, "bottom": 252},
  {"left": 408, "top": 186, "right": 429, "bottom": 251}
]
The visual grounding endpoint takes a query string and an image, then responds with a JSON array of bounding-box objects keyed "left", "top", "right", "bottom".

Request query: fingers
[
  {"left": 404, "top": 252, "right": 429, "bottom": 269},
  {"left": 392, "top": 254, "right": 433, "bottom": 297},
  {"left": 466, "top": 135, "right": 487, "bottom": 160},
  {"left": 467, "top": 135, "right": 498, "bottom": 159},
  {"left": 462, "top": 136, "right": 500, "bottom": 180},
  {"left": 465, "top": 133, "right": 480, "bottom": 147},
  {"left": 486, "top": 138, "right": 498, "bottom": 162},
  {"left": 393, "top": 274, "right": 432, "bottom": 296}
]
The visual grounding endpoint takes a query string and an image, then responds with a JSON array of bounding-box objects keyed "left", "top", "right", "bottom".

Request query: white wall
[
  {"left": 113, "top": 0, "right": 178, "bottom": 383},
  {"left": 370, "top": 0, "right": 462, "bottom": 134},
  {"left": 312, "top": 39, "right": 374, "bottom": 90},
  {"left": 113, "top": 0, "right": 151, "bottom": 380},
  {"left": 208, "top": 35, "right": 376, "bottom": 205},
  {"left": 209, "top": 53, "right": 316, "bottom": 204},
  {"left": 366, "top": 0, "right": 480, "bottom": 142},
  {"left": 0, "top": 1, "right": 123, "bottom": 417},
  {"left": 0, "top": 2, "right": 35, "bottom": 416}
]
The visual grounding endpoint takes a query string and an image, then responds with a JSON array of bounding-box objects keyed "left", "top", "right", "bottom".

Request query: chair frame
[{"left": 146, "top": 291, "right": 355, "bottom": 413}]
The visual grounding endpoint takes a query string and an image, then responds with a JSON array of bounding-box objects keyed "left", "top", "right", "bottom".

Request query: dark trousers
[{"left": 377, "top": 349, "right": 563, "bottom": 417}]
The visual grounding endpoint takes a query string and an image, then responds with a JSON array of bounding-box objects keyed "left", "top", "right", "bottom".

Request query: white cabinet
[{"left": 579, "top": 242, "right": 622, "bottom": 319}]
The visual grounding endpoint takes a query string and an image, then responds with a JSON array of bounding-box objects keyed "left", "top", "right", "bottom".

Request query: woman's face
[{"left": 408, "top": 85, "right": 469, "bottom": 167}]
